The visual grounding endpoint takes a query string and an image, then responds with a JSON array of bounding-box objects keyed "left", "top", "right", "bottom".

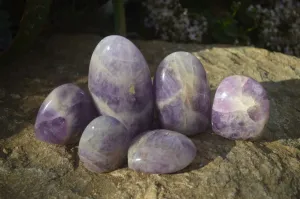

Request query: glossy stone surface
[
  {"left": 212, "top": 75, "right": 270, "bottom": 140},
  {"left": 34, "top": 83, "right": 98, "bottom": 145},
  {"left": 128, "top": 129, "right": 197, "bottom": 174},
  {"left": 78, "top": 116, "right": 131, "bottom": 173},
  {"left": 88, "top": 35, "right": 154, "bottom": 136},
  {"left": 155, "top": 51, "right": 211, "bottom": 135}
]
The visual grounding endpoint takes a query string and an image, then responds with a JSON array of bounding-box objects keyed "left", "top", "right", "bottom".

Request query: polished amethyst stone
[
  {"left": 212, "top": 75, "right": 270, "bottom": 140},
  {"left": 78, "top": 116, "right": 131, "bottom": 173},
  {"left": 128, "top": 129, "right": 196, "bottom": 174},
  {"left": 88, "top": 35, "right": 154, "bottom": 136},
  {"left": 34, "top": 83, "right": 98, "bottom": 145},
  {"left": 155, "top": 51, "right": 210, "bottom": 135}
]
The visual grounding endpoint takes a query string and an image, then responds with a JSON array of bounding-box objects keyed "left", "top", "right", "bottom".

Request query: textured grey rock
[{"left": 0, "top": 34, "right": 299, "bottom": 199}]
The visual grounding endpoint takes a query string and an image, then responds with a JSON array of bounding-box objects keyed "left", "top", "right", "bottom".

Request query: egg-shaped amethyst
[
  {"left": 212, "top": 75, "right": 270, "bottom": 140},
  {"left": 34, "top": 83, "right": 98, "bottom": 145},
  {"left": 154, "top": 51, "right": 211, "bottom": 136},
  {"left": 88, "top": 35, "right": 154, "bottom": 136},
  {"left": 79, "top": 116, "right": 131, "bottom": 173},
  {"left": 128, "top": 129, "right": 197, "bottom": 174}
]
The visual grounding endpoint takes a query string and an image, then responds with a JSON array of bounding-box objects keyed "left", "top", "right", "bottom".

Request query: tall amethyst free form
[
  {"left": 34, "top": 84, "right": 98, "bottom": 145},
  {"left": 79, "top": 116, "right": 131, "bottom": 173},
  {"left": 128, "top": 129, "right": 196, "bottom": 174},
  {"left": 155, "top": 51, "right": 211, "bottom": 135},
  {"left": 212, "top": 75, "right": 270, "bottom": 140},
  {"left": 88, "top": 35, "right": 154, "bottom": 136}
]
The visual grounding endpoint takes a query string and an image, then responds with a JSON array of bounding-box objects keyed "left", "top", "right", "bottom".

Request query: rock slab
[{"left": 0, "top": 34, "right": 299, "bottom": 199}]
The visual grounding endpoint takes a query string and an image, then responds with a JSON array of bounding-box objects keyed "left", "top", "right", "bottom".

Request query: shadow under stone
[
  {"left": 260, "top": 79, "right": 300, "bottom": 141},
  {"left": 177, "top": 132, "right": 236, "bottom": 173},
  {"left": 65, "top": 144, "right": 80, "bottom": 170}
]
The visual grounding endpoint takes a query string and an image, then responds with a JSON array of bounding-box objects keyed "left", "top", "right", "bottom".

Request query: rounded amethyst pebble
[
  {"left": 128, "top": 129, "right": 197, "bottom": 174},
  {"left": 78, "top": 116, "right": 131, "bottom": 173},
  {"left": 88, "top": 35, "right": 154, "bottom": 136},
  {"left": 155, "top": 51, "right": 211, "bottom": 135},
  {"left": 34, "top": 83, "right": 98, "bottom": 145},
  {"left": 212, "top": 75, "right": 270, "bottom": 140}
]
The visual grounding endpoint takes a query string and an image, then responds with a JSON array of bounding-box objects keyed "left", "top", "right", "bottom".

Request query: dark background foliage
[{"left": 0, "top": 0, "right": 298, "bottom": 62}]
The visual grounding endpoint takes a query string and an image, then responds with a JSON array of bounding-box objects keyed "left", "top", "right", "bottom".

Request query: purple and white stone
[
  {"left": 78, "top": 116, "right": 131, "bottom": 173},
  {"left": 88, "top": 35, "right": 154, "bottom": 136},
  {"left": 212, "top": 75, "right": 270, "bottom": 140},
  {"left": 34, "top": 83, "right": 98, "bottom": 145},
  {"left": 128, "top": 129, "right": 197, "bottom": 174},
  {"left": 155, "top": 51, "right": 211, "bottom": 135}
]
